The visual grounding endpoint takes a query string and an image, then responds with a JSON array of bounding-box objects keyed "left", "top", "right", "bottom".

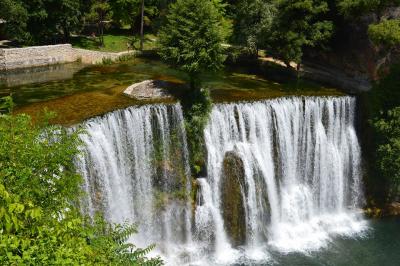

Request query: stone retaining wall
[
  {"left": 0, "top": 48, "right": 6, "bottom": 71},
  {"left": 0, "top": 44, "right": 76, "bottom": 70},
  {"left": 73, "top": 48, "right": 134, "bottom": 64},
  {"left": 0, "top": 44, "right": 135, "bottom": 71}
]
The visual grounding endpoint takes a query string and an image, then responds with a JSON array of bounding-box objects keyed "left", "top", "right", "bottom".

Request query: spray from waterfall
[
  {"left": 197, "top": 96, "right": 367, "bottom": 262},
  {"left": 76, "top": 104, "right": 194, "bottom": 263},
  {"left": 77, "top": 97, "right": 367, "bottom": 265}
]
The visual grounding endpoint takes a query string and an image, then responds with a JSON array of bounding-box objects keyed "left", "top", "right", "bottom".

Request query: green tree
[
  {"left": 267, "top": 0, "right": 333, "bottom": 68},
  {"left": 16, "top": 0, "right": 83, "bottom": 44},
  {"left": 366, "top": 65, "right": 400, "bottom": 203},
  {"left": 158, "top": 0, "right": 230, "bottom": 88},
  {"left": 86, "top": 0, "right": 112, "bottom": 46},
  {"left": 158, "top": 0, "right": 230, "bottom": 174},
  {"left": 110, "top": 0, "right": 140, "bottom": 30},
  {"left": 0, "top": 0, "right": 28, "bottom": 42},
  {"left": 232, "top": 0, "right": 276, "bottom": 55},
  {"left": 368, "top": 19, "right": 400, "bottom": 48},
  {"left": 337, "top": 0, "right": 399, "bottom": 17},
  {"left": 0, "top": 97, "right": 162, "bottom": 265},
  {"left": 373, "top": 107, "right": 400, "bottom": 200},
  {"left": 51, "top": 0, "right": 82, "bottom": 41}
]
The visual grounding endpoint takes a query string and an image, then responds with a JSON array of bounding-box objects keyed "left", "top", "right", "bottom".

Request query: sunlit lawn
[{"left": 71, "top": 33, "right": 157, "bottom": 52}]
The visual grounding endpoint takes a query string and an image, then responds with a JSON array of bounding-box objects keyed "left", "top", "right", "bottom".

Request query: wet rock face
[{"left": 221, "top": 151, "right": 246, "bottom": 247}]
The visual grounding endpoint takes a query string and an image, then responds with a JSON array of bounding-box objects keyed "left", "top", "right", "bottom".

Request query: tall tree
[
  {"left": 373, "top": 107, "right": 400, "bottom": 201},
  {"left": 86, "top": 0, "right": 112, "bottom": 46},
  {"left": 110, "top": 0, "right": 140, "bottom": 30},
  {"left": 59, "top": 0, "right": 81, "bottom": 41},
  {"left": 140, "top": 0, "right": 145, "bottom": 50},
  {"left": 337, "top": 0, "right": 399, "bottom": 17},
  {"left": 158, "top": 0, "right": 230, "bottom": 175},
  {"left": 19, "top": 0, "right": 82, "bottom": 44},
  {"left": 267, "top": 0, "right": 333, "bottom": 68},
  {"left": 0, "top": 0, "right": 28, "bottom": 42},
  {"left": 158, "top": 0, "right": 230, "bottom": 88},
  {"left": 232, "top": 0, "right": 276, "bottom": 55}
]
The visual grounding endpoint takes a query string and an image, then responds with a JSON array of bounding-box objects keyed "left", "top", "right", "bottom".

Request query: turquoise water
[{"left": 268, "top": 218, "right": 400, "bottom": 266}]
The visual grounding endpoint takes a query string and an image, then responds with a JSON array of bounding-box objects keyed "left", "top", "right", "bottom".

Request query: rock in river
[{"left": 123, "top": 80, "right": 175, "bottom": 100}]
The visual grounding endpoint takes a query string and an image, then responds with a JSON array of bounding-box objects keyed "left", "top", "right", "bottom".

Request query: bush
[
  {"left": 373, "top": 107, "right": 400, "bottom": 201},
  {"left": 0, "top": 97, "right": 162, "bottom": 265},
  {"left": 366, "top": 65, "right": 400, "bottom": 203},
  {"left": 368, "top": 19, "right": 400, "bottom": 48}
]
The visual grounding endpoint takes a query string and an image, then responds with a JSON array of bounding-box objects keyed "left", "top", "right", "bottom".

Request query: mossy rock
[{"left": 221, "top": 151, "right": 247, "bottom": 247}]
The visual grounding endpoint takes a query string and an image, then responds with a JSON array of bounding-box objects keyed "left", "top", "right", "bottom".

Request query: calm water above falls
[{"left": 74, "top": 97, "right": 400, "bottom": 266}]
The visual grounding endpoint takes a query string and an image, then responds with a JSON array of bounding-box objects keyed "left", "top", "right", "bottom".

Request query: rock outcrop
[
  {"left": 123, "top": 80, "right": 175, "bottom": 100},
  {"left": 221, "top": 151, "right": 247, "bottom": 247},
  {"left": 304, "top": 6, "right": 400, "bottom": 92}
]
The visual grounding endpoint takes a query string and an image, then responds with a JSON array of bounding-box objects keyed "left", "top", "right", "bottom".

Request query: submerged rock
[
  {"left": 221, "top": 151, "right": 247, "bottom": 247},
  {"left": 123, "top": 79, "right": 175, "bottom": 100}
]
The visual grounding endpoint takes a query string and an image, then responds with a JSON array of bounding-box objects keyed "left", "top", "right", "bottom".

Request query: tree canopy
[
  {"left": 0, "top": 0, "right": 28, "bottom": 42},
  {"left": 373, "top": 107, "right": 400, "bottom": 200},
  {"left": 158, "top": 0, "right": 231, "bottom": 86},
  {"left": 369, "top": 19, "right": 400, "bottom": 48},
  {"left": 267, "top": 0, "right": 333, "bottom": 66},
  {"left": 232, "top": 0, "right": 276, "bottom": 55}
]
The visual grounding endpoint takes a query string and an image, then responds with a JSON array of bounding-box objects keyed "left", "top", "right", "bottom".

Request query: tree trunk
[
  {"left": 140, "top": 0, "right": 145, "bottom": 50},
  {"left": 63, "top": 25, "right": 70, "bottom": 43},
  {"left": 99, "top": 22, "right": 104, "bottom": 46}
]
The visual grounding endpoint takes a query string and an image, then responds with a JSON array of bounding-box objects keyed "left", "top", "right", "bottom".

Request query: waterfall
[
  {"left": 196, "top": 96, "right": 367, "bottom": 264},
  {"left": 77, "top": 96, "right": 367, "bottom": 265},
  {"left": 76, "top": 103, "right": 194, "bottom": 263}
]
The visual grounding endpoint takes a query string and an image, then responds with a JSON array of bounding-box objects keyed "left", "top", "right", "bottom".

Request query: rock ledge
[{"left": 123, "top": 80, "right": 174, "bottom": 100}]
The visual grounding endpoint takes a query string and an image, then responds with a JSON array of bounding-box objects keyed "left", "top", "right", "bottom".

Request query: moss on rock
[{"left": 221, "top": 151, "right": 247, "bottom": 247}]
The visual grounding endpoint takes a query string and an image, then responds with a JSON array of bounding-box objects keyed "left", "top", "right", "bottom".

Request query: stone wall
[
  {"left": 0, "top": 44, "right": 77, "bottom": 71},
  {"left": 0, "top": 44, "right": 135, "bottom": 71},
  {"left": 0, "top": 48, "right": 6, "bottom": 71},
  {"left": 73, "top": 48, "right": 134, "bottom": 64}
]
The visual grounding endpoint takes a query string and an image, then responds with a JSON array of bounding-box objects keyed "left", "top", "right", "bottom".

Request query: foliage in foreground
[{"left": 0, "top": 99, "right": 162, "bottom": 265}]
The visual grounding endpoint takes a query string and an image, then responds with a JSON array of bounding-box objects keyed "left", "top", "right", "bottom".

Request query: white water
[
  {"left": 76, "top": 104, "right": 194, "bottom": 264},
  {"left": 197, "top": 96, "right": 367, "bottom": 264},
  {"left": 77, "top": 97, "right": 367, "bottom": 265}
]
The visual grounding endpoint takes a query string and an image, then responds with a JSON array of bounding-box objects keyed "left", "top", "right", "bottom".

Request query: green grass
[{"left": 71, "top": 33, "right": 158, "bottom": 52}]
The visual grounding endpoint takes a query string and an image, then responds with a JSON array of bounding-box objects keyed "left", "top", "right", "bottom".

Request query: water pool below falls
[{"left": 76, "top": 96, "right": 368, "bottom": 265}]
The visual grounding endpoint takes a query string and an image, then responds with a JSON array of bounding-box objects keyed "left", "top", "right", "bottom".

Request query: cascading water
[
  {"left": 76, "top": 96, "right": 367, "bottom": 266},
  {"left": 196, "top": 96, "right": 367, "bottom": 264},
  {"left": 76, "top": 103, "right": 194, "bottom": 263}
]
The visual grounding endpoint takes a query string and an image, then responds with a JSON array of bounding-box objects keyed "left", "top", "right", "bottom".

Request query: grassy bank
[{"left": 70, "top": 33, "right": 157, "bottom": 52}]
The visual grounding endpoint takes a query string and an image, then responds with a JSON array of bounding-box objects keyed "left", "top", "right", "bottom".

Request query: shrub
[{"left": 0, "top": 97, "right": 162, "bottom": 265}]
